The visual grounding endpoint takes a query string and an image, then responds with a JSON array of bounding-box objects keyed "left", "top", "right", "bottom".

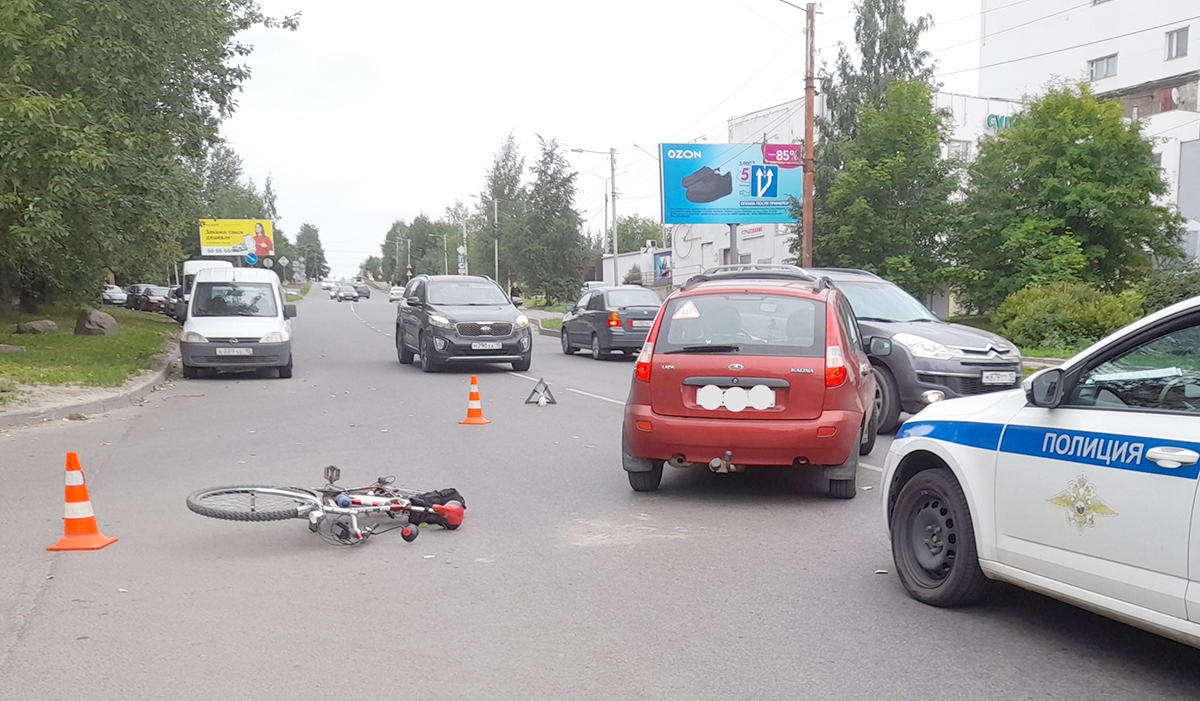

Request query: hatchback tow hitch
[{"left": 709, "top": 451, "right": 742, "bottom": 474}]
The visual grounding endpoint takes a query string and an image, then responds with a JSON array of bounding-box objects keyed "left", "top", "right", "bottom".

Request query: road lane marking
[
  {"left": 507, "top": 372, "right": 625, "bottom": 406},
  {"left": 565, "top": 388, "right": 625, "bottom": 406},
  {"left": 349, "top": 302, "right": 390, "bottom": 336}
]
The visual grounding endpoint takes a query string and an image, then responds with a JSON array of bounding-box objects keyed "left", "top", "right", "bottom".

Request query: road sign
[
  {"left": 278, "top": 256, "right": 290, "bottom": 267},
  {"left": 244, "top": 252, "right": 258, "bottom": 266},
  {"left": 262, "top": 258, "right": 274, "bottom": 268}
]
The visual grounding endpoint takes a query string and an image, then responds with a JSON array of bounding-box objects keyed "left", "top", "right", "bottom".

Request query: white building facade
[
  {"left": 666, "top": 91, "right": 1025, "bottom": 287},
  {"left": 978, "top": 0, "right": 1200, "bottom": 250}
]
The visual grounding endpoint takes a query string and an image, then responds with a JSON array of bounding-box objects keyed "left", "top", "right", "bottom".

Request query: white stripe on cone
[
  {"left": 65, "top": 471, "right": 85, "bottom": 486},
  {"left": 64, "top": 501, "right": 96, "bottom": 519},
  {"left": 468, "top": 401, "right": 482, "bottom": 409}
]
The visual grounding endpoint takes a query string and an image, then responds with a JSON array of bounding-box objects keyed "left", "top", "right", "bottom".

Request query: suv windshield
[
  {"left": 836, "top": 281, "right": 937, "bottom": 322},
  {"left": 193, "top": 282, "right": 278, "bottom": 317},
  {"left": 428, "top": 281, "right": 509, "bottom": 306},
  {"left": 656, "top": 293, "right": 826, "bottom": 357},
  {"left": 607, "top": 289, "right": 662, "bottom": 308}
]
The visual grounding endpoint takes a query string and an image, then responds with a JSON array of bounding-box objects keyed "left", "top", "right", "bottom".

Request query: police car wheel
[{"left": 891, "top": 468, "right": 988, "bottom": 607}]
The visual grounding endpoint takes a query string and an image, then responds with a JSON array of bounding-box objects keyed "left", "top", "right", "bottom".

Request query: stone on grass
[
  {"left": 75, "top": 309, "right": 118, "bottom": 336},
  {"left": 15, "top": 320, "right": 57, "bottom": 334},
  {"left": 0, "top": 344, "right": 25, "bottom": 353}
]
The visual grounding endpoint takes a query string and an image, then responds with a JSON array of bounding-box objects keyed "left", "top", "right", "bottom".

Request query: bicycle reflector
[{"left": 323, "top": 465, "right": 341, "bottom": 484}]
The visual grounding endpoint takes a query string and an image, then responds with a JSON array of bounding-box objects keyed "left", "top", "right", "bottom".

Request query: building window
[
  {"left": 947, "top": 140, "right": 972, "bottom": 160},
  {"left": 1089, "top": 54, "right": 1118, "bottom": 80},
  {"left": 1167, "top": 27, "right": 1189, "bottom": 60},
  {"left": 1153, "top": 152, "right": 1163, "bottom": 169}
]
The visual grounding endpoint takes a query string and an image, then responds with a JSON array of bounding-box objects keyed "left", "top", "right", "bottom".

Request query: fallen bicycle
[{"left": 187, "top": 466, "right": 465, "bottom": 546}]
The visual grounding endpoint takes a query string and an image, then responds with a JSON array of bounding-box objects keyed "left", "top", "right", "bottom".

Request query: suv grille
[{"left": 456, "top": 322, "right": 513, "bottom": 337}]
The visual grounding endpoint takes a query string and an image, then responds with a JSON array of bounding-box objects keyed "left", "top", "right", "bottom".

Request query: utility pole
[
  {"left": 441, "top": 234, "right": 448, "bottom": 275},
  {"left": 610, "top": 148, "right": 618, "bottom": 285},
  {"left": 802, "top": 2, "right": 816, "bottom": 268},
  {"left": 460, "top": 221, "right": 469, "bottom": 275},
  {"left": 394, "top": 236, "right": 401, "bottom": 283},
  {"left": 492, "top": 198, "right": 499, "bottom": 282}
]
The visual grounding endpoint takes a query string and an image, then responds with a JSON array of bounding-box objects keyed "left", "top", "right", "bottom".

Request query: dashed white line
[
  {"left": 349, "top": 302, "right": 390, "bottom": 336},
  {"left": 565, "top": 388, "right": 625, "bottom": 406}
]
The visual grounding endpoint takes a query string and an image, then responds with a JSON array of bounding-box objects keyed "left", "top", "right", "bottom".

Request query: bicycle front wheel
[{"left": 187, "top": 485, "right": 321, "bottom": 522}]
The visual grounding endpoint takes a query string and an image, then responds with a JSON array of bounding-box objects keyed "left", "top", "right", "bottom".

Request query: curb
[
  {"left": 533, "top": 319, "right": 560, "bottom": 338},
  {"left": 1024, "top": 356, "right": 1066, "bottom": 368},
  {"left": 0, "top": 341, "right": 179, "bottom": 430}
]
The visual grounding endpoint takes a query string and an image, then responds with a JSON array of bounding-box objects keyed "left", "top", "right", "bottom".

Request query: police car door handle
[{"left": 1145, "top": 447, "right": 1200, "bottom": 469}]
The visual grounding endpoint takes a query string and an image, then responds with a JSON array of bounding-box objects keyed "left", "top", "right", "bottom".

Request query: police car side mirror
[
  {"left": 868, "top": 337, "right": 892, "bottom": 356},
  {"left": 1027, "top": 368, "right": 1065, "bottom": 408}
]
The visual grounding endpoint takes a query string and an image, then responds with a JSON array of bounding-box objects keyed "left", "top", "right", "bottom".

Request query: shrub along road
[{"left": 1, "top": 293, "right": 1198, "bottom": 699}]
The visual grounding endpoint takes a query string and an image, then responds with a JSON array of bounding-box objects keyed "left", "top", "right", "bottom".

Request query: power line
[
  {"left": 1147, "top": 116, "right": 1200, "bottom": 138},
  {"left": 936, "top": 14, "right": 1200, "bottom": 78},
  {"left": 927, "top": 0, "right": 1095, "bottom": 57}
]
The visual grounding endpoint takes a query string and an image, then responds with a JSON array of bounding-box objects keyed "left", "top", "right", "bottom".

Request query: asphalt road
[{"left": 2, "top": 292, "right": 1199, "bottom": 700}]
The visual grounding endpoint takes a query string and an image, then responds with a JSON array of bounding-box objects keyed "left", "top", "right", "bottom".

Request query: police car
[{"left": 882, "top": 295, "right": 1200, "bottom": 648}]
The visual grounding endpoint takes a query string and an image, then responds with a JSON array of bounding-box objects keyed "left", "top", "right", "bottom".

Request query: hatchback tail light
[
  {"left": 607, "top": 312, "right": 620, "bottom": 327},
  {"left": 825, "top": 346, "right": 847, "bottom": 387},
  {"left": 634, "top": 310, "right": 665, "bottom": 383}
]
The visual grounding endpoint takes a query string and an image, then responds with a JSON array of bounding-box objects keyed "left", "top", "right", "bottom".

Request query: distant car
[
  {"left": 395, "top": 274, "right": 532, "bottom": 372},
  {"left": 165, "top": 286, "right": 185, "bottom": 320},
  {"left": 321, "top": 280, "right": 335, "bottom": 290},
  {"left": 139, "top": 286, "right": 172, "bottom": 312},
  {"left": 101, "top": 285, "right": 127, "bottom": 306},
  {"left": 335, "top": 285, "right": 359, "bottom": 302},
  {"left": 562, "top": 285, "right": 663, "bottom": 359},
  {"left": 354, "top": 282, "right": 371, "bottom": 299},
  {"left": 124, "top": 284, "right": 156, "bottom": 310},
  {"left": 389, "top": 286, "right": 405, "bottom": 303},
  {"left": 581, "top": 281, "right": 606, "bottom": 297}
]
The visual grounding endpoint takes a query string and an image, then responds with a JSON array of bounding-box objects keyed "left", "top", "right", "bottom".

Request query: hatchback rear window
[
  {"left": 607, "top": 289, "right": 662, "bottom": 308},
  {"left": 656, "top": 293, "right": 826, "bottom": 357}
]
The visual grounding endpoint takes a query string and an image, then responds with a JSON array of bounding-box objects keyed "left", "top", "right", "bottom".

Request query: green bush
[
  {"left": 623, "top": 265, "right": 643, "bottom": 285},
  {"left": 994, "top": 283, "right": 1143, "bottom": 351},
  {"left": 1136, "top": 267, "right": 1200, "bottom": 314}
]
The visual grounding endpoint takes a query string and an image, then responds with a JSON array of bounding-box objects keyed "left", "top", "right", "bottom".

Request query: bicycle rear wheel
[{"left": 187, "top": 485, "right": 320, "bottom": 522}]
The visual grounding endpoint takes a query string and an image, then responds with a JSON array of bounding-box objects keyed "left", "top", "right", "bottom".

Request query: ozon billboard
[{"left": 658, "top": 143, "right": 802, "bottom": 225}]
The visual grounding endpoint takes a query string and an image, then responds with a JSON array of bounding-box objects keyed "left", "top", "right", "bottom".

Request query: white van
[
  {"left": 179, "top": 267, "right": 296, "bottom": 379},
  {"left": 182, "top": 259, "right": 233, "bottom": 302}
]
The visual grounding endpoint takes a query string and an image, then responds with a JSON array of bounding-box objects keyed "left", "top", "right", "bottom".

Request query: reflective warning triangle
[{"left": 525, "top": 378, "right": 557, "bottom": 405}]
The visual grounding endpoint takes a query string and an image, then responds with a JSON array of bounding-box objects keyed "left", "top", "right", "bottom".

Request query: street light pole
[
  {"left": 460, "top": 221, "right": 469, "bottom": 275},
  {"left": 573, "top": 148, "right": 619, "bottom": 285},
  {"left": 802, "top": 2, "right": 816, "bottom": 268},
  {"left": 440, "top": 234, "right": 448, "bottom": 275},
  {"left": 492, "top": 198, "right": 499, "bottom": 282}
]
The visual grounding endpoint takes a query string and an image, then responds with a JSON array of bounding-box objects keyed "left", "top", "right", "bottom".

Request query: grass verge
[
  {"left": 286, "top": 281, "right": 312, "bottom": 303},
  {"left": 539, "top": 318, "right": 562, "bottom": 331},
  {"left": 0, "top": 306, "right": 178, "bottom": 394}
]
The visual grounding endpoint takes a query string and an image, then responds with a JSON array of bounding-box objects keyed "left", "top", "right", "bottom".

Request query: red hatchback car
[{"left": 622, "top": 265, "right": 880, "bottom": 498}]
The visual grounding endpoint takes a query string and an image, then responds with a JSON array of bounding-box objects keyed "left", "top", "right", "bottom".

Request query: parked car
[
  {"left": 354, "top": 282, "right": 371, "bottom": 299},
  {"left": 395, "top": 274, "right": 532, "bottom": 372},
  {"left": 335, "top": 285, "right": 359, "bottom": 302},
  {"left": 883, "top": 293, "right": 1200, "bottom": 649},
  {"left": 562, "top": 285, "right": 663, "bottom": 359},
  {"left": 101, "top": 285, "right": 127, "bottom": 306},
  {"left": 811, "top": 268, "right": 1022, "bottom": 434},
  {"left": 139, "top": 285, "right": 172, "bottom": 313},
  {"left": 621, "top": 265, "right": 881, "bottom": 495},
  {"left": 321, "top": 280, "right": 336, "bottom": 290},
  {"left": 179, "top": 267, "right": 296, "bottom": 379},
  {"left": 388, "top": 286, "right": 405, "bottom": 303},
  {"left": 580, "top": 281, "right": 606, "bottom": 296},
  {"left": 124, "top": 284, "right": 153, "bottom": 309},
  {"left": 165, "top": 286, "right": 185, "bottom": 320}
]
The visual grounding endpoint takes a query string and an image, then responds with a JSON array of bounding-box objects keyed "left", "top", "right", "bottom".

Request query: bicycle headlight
[
  {"left": 181, "top": 331, "right": 207, "bottom": 343},
  {"left": 429, "top": 314, "right": 453, "bottom": 329},
  {"left": 514, "top": 314, "right": 529, "bottom": 329},
  {"left": 893, "top": 333, "right": 957, "bottom": 360}
]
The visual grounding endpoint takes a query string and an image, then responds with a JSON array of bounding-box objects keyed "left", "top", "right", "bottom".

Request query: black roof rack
[{"left": 682, "top": 264, "right": 834, "bottom": 292}]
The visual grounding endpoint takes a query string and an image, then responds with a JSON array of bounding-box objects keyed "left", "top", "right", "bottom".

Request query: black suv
[
  {"left": 395, "top": 275, "right": 532, "bottom": 372},
  {"left": 811, "top": 269, "right": 1023, "bottom": 433}
]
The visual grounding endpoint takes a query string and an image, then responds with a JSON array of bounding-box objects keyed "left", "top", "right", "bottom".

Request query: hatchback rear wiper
[{"left": 663, "top": 344, "right": 741, "bottom": 354}]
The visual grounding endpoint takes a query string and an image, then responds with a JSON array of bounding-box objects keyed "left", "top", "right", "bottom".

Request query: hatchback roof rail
[
  {"left": 810, "top": 267, "right": 882, "bottom": 279},
  {"left": 683, "top": 264, "right": 834, "bottom": 292}
]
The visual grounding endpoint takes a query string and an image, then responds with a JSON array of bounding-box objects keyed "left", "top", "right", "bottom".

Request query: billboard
[
  {"left": 659, "top": 143, "right": 802, "bottom": 225},
  {"left": 653, "top": 251, "right": 672, "bottom": 286},
  {"left": 199, "top": 219, "right": 274, "bottom": 257}
]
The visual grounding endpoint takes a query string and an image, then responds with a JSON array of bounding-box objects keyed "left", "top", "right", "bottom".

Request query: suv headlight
[
  {"left": 429, "top": 314, "right": 453, "bottom": 329},
  {"left": 893, "top": 333, "right": 957, "bottom": 360},
  {"left": 514, "top": 314, "right": 529, "bottom": 329},
  {"left": 260, "top": 331, "right": 289, "bottom": 343},
  {"left": 181, "top": 331, "right": 207, "bottom": 343}
]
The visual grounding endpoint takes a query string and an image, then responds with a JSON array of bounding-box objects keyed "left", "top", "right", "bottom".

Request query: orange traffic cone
[
  {"left": 47, "top": 452, "right": 118, "bottom": 551},
  {"left": 459, "top": 375, "right": 491, "bottom": 425}
]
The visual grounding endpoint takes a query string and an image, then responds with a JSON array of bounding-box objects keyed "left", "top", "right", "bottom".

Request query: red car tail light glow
[
  {"left": 607, "top": 312, "right": 620, "bottom": 327},
  {"left": 825, "top": 346, "right": 847, "bottom": 387}
]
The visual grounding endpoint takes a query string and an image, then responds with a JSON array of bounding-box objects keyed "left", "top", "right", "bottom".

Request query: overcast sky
[{"left": 220, "top": 0, "right": 984, "bottom": 277}]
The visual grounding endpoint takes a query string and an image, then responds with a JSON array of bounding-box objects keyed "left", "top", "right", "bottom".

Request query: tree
[
  {"left": 789, "top": 0, "right": 934, "bottom": 265},
  {"left": 359, "top": 255, "right": 383, "bottom": 279},
  {"left": 295, "top": 222, "right": 331, "bottom": 280},
  {"left": 518, "top": 137, "right": 586, "bottom": 302},
  {"left": 949, "top": 83, "right": 1182, "bottom": 312},
  {"left": 811, "top": 80, "right": 957, "bottom": 298},
  {"left": 0, "top": 0, "right": 297, "bottom": 310},
  {"left": 477, "top": 133, "right": 529, "bottom": 285},
  {"left": 380, "top": 219, "right": 410, "bottom": 282},
  {"left": 612, "top": 215, "right": 662, "bottom": 256}
]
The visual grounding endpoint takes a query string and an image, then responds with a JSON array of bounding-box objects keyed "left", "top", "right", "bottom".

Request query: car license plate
[
  {"left": 216, "top": 347, "right": 253, "bottom": 356},
  {"left": 471, "top": 342, "right": 502, "bottom": 351},
  {"left": 981, "top": 371, "right": 1016, "bottom": 385},
  {"left": 631, "top": 320, "right": 653, "bottom": 328}
]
